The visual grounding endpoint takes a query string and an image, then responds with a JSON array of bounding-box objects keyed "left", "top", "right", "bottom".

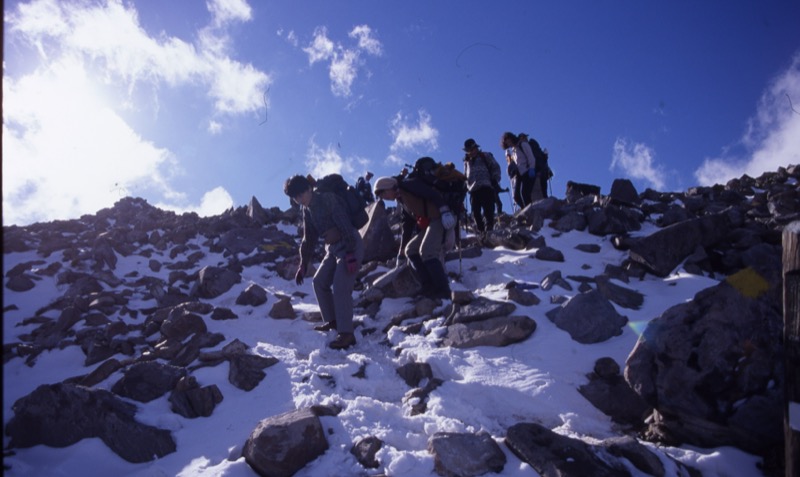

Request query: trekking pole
[{"left": 505, "top": 188, "right": 514, "bottom": 214}]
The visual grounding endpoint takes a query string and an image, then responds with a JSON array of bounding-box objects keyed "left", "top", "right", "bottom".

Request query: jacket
[
  {"left": 298, "top": 191, "right": 358, "bottom": 270},
  {"left": 508, "top": 140, "right": 534, "bottom": 175},
  {"left": 464, "top": 151, "right": 501, "bottom": 192}
]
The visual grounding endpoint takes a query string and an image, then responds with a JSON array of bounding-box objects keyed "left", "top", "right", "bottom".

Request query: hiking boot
[
  {"left": 328, "top": 332, "right": 356, "bottom": 350},
  {"left": 423, "top": 258, "right": 451, "bottom": 301},
  {"left": 314, "top": 321, "right": 337, "bottom": 332}
]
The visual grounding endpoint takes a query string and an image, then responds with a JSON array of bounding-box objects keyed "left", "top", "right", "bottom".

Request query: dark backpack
[
  {"left": 407, "top": 157, "right": 468, "bottom": 214},
  {"left": 522, "top": 135, "right": 554, "bottom": 179},
  {"left": 314, "top": 174, "right": 369, "bottom": 229}
]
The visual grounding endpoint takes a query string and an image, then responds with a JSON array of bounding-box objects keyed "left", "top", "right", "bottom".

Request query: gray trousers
[
  {"left": 405, "top": 218, "right": 445, "bottom": 262},
  {"left": 313, "top": 235, "right": 364, "bottom": 334}
]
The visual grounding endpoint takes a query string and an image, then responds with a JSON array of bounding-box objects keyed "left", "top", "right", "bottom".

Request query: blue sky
[{"left": 3, "top": 0, "right": 800, "bottom": 225}]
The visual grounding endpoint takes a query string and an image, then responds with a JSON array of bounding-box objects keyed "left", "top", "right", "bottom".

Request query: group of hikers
[{"left": 283, "top": 132, "right": 552, "bottom": 350}]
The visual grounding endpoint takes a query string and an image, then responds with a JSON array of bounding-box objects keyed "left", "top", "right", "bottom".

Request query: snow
[{"left": 2, "top": 222, "right": 767, "bottom": 476}]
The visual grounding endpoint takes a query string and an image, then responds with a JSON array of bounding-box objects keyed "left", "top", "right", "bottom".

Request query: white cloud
[
  {"left": 302, "top": 24, "right": 383, "bottom": 97},
  {"left": 349, "top": 25, "right": 383, "bottom": 56},
  {"left": 158, "top": 186, "right": 234, "bottom": 217},
  {"left": 207, "top": 0, "right": 252, "bottom": 26},
  {"left": 695, "top": 52, "right": 800, "bottom": 186},
  {"left": 2, "top": 58, "right": 180, "bottom": 225},
  {"left": 389, "top": 110, "right": 439, "bottom": 155},
  {"left": 303, "top": 27, "right": 335, "bottom": 64},
  {"left": 208, "top": 120, "right": 223, "bottom": 134},
  {"left": 330, "top": 49, "right": 359, "bottom": 97},
  {"left": 610, "top": 138, "right": 667, "bottom": 190},
  {"left": 305, "top": 139, "right": 357, "bottom": 179},
  {"left": 2, "top": 0, "right": 269, "bottom": 225}
]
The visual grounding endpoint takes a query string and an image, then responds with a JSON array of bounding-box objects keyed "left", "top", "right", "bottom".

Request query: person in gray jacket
[
  {"left": 463, "top": 138, "right": 502, "bottom": 234},
  {"left": 284, "top": 174, "right": 364, "bottom": 350}
]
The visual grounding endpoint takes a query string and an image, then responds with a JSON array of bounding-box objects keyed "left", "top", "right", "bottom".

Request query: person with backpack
[
  {"left": 518, "top": 133, "right": 551, "bottom": 199},
  {"left": 372, "top": 175, "right": 457, "bottom": 300},
  {"left": 283, "top": 174, "right": 364, "bottom": 350},
  {"left": 355, "top": 171, "right": 375, "bottom": 206},
  {"left": 501, "top": 132, "right": 535, "bottom": 207},
  {"left": 462, "top": 138, "right": 502, "bottom": 236},
  {"left": 506, "top": 154, "right": 523, "bottom": 210}
]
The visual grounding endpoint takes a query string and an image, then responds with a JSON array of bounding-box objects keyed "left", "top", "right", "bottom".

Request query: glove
[
  {"left": 440, "top": 206, "right": 456, "bottom": 230},
  {"left": 345, "top": 253, "right": 359, "bottom": 274},
  {"left": 416, "top": 216, "right": 430, "bottom": 229},
  {"left": 294, "top": 266, "right": 305, "bottom": 285}
]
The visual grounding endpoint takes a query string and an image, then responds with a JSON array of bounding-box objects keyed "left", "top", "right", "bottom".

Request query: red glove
[
  {"left": 416, "top": 216, "right": 430, "bottom": 229},
  {"left": 294, "top": 266, "right": 305, "bottom": 285},
  {"left": 345, "top": 253, "right": 359, "bottom": 274}
]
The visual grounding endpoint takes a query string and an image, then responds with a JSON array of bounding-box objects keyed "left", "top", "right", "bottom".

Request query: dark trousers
[
  {"left": 519, "top": 174, "right": 535, "bottom": 207},
  {"left": 538, "top": 173, "right": 549, "bottom": 199},
  {"left": 469, "top": 187, "right": 496, "bottom": 233}
]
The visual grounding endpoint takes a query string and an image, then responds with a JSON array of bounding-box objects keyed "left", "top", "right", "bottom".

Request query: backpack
[
  {"left": 407, "top": 157, "right": 468, "bottom": 214},
  {"left": 314, "top": 174, "right": 369, "bottom": 229},
  {"left": 521, "top": 134, "right": 554, "bottom": 179}
]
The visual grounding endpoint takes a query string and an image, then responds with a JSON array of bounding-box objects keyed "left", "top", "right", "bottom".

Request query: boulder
[
  {"left": 625, "top": 278, "right": 783, "bottom": 454},
  {"left": 545, "top": 290, "right": 628, "bottom": 344},
  {"left": 428, "top": 431, "right": 506, "bottom": 477},
  {"left": 628, "top": 212, "right": 731, "bottom": 277},
  {"left": 193, "top": 266, "right": 241, "bottom": 298},
  {"left": 242, "top": 408, "right": 328, "bottom": 477},
  {"left": 361, "top": 200, "right": 399, "bottom": 263},
  {"left": 442, "top": 315, "right": 537, "bottom": 348},
  {"left": 111, "top": 361, "right": 187, "bottom": 402},
  {"left": 5, "top": 383, "right": 176, "bottom": 463}
]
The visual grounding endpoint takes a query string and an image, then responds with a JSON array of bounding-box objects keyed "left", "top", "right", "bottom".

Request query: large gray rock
[
  {"left": 627, "top": 212, "right": 731, "bottom": 277},
  {"left": 169, "top": 376, "right": 224, "bottom": 418},
  {"left": 545, "top": 290, "right": 628, "bottom": 344},
  {"left": 608, "top": 178, "right": 640, "bottom": 205},
  {"left": 236, "top": 283, "right": 269, "bottom": 306},
  {"left": 242, "top": 408, "right": 328, "bottom": 477},
  {"left": 445, "top": 296, "right": 517, "bottom": 325},
  {"left": 193, "top": 265, "right": 241, "bottom": 298},
  {"left": 624, "top": 278, "right": 783, "bottom": 454},
  {"left": 111, "top": 361, "right": 187, "bottom": 402},
  {"left": 5, "top": 383, "right": 176, "bottom": 463},
  {"left": 428, "top": 431, "right": 506, "bottom": 477},
  {"left": 372, "top": 265, "right": 421, "bottom": 298},
  {"left": 361, "top": 200, "right": 399, "bottom": 263},
  {"left": 505, "top": 422, "right": 627, "bottom": 477},
  {"left": 442, "top": 315, "right": 537, "bottom": 348}
]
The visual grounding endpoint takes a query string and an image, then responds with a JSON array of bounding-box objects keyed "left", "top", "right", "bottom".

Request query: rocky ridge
[{"left": 3, "top": 165, "right": 799, "bottom": 476}]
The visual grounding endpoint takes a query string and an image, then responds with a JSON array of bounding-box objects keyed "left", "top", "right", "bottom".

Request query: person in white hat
[{"left": 373, "top": 175, "right": 455, "bottom": 300}]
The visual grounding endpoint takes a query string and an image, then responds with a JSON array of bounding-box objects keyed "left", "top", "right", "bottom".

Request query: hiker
[
  {"left": 355, "top": 171, "right": 375, "bottom": 205},
  {"left": 501, "top": 132, "right": 534, "bottom": 207},
  {"left": 506, "top": 155, "right": 523, "bottom": 210},
  {"left": 518, "top": 133, "right": 550, "bottom": 199},
  {"left": 284, "top": 174, "right": 364, "bottom": 350},
  {"left": 373, "top": 175, "right": 457, "bottom": 300},
  {"left": 462, "top": 138, "right": 502, "bottom": 235}
]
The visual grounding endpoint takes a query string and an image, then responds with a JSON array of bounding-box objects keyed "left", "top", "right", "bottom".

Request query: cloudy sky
[{"left": 3, "top": 0, "right": 800, "bottom": 225}]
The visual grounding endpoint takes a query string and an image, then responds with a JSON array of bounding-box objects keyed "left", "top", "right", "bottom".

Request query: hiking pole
[{"left": 505, "top": 188, "right": 514, "bottom": 214}]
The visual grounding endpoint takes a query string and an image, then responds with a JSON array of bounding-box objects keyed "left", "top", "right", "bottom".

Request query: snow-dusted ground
[{"left": 3, "top": 221, "right": 765, "bottom": 476}]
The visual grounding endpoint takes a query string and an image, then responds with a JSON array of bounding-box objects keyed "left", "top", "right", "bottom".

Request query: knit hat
[{"left": 373, "top": 176, "right": 398, "bottom": 195}]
